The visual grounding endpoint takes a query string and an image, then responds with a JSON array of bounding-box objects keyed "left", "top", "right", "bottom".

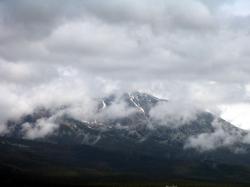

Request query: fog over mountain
[{"left": 1, "top": 1, "right": 250, "bottom": 142}]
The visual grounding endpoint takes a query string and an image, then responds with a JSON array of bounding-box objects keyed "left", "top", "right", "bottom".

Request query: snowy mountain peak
[{"left": 101, "top": 91, "right": 167, "bottom": 115}]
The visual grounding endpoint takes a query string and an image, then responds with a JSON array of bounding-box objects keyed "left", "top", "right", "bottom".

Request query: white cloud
[
  {"left": 185, "top": 119, "right": 247, "bottom": 151},
  {"left": 22, "top": 118, "right": 59, "bottom": 139},
  {"left": 220, "top": 0, "right": 250, "bottom": 16},
  {"left": 149, "top": 101, "right": 200, "bottom": 127},
  {"left": 220, "top": 103, "right": 250, "bottom": 130}
]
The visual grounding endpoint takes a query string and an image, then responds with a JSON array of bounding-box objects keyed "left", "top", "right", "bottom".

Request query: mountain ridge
[{"left": 3, "top": 91, "right": 248, "bottom": 152}]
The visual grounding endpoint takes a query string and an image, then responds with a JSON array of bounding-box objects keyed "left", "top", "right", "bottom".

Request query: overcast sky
[{"left": 1, "top": 0, "right": 250, "bottom": 129}]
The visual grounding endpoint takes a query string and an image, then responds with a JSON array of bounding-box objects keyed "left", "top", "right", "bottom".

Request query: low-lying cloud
[
  {"left": 22, "top": 118, "right": 59, "bottom": 140},
  {"left": 149, "top": 101, "right": 200, "bottom": 128},
  {"left": 185, "top": 119, "right": 250, "bottom": 152}
]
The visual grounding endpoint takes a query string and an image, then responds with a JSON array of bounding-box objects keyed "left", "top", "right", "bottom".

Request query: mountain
[
  {"left": 1, "top": 92, "right": 250, "bottom": 186},
  {"left": 5, "top": 92, "right": 246, "bottom": 151}
]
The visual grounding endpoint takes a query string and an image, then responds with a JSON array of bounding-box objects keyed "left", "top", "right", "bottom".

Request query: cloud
[
  {"left": 1, "top": 0, "right": 250, "bottom": 135},
  {"left": 0, "top": 0, "right": 249, "bottom": 84},
  {"left": 96, "top": 99, "right": 137, "bottom": 121},
  {"left": 149, "top": 101, "right": 200, "bottom": 128},
  {"left": 0, "top": 69, "right": 102, "bottom": 135},
  {"left": 46, "top": 19, "right": 139, "bottom": 59},
  {"left": 220, "top": 103, "right": 250, "bottom": 130},
  {"left": 184, "top": 119, "right": 248, "bottom": 152},
  {"left": 22, "top": 118, "right": 59, "bottom": 139}
]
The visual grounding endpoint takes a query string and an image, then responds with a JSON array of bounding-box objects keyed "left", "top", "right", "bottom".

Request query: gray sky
[{"left": 1, "top": 0, "right": 250, "bottom": 129}]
